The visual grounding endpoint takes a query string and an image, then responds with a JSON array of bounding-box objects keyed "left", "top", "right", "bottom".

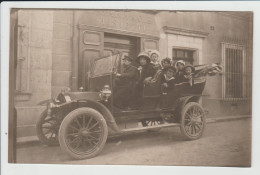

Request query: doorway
[{"left": 104, "top": 33, "right": 139, "bottom": 65}]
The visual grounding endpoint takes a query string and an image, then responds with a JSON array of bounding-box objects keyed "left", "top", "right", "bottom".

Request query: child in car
[
  {"left": 161, "top": 57, "right": 172, "bottom": 70},
  {"left": 159, "top": 66, "right": 177, "bottom": 109},
  {"left": 176, "top": 64, "right": 195, "bottom": 86},
  {"left": 161, "top": 66, "right": 177, "bottom": 95}
]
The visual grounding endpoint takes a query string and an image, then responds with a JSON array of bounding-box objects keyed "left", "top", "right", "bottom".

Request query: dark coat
[
  {"left": 161, "top": 75, "right": 176, "bottom": 94},
  {"left": 120, "top": 65, "right": 139, "bottom": 85},
  {"left": 139, "top": 63, "right": 156, "bottom": 83},
  {"left": 175, "top": 70, "right": 184, "bottom": 83},
  {"left": 159, "top": 76, "right": 178, "bottom": 109},
  {"left": 114, "top": 65, "right": 139, "bottom": 108}
]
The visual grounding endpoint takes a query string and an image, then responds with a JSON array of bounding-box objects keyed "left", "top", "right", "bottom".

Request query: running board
[{"left": 108, "top": 123, "right": 180, "bottom": 137}]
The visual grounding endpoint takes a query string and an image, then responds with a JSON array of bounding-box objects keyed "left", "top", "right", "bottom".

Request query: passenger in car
[
  {"left": 134, "top": 51, "right": 156, "bottom": 107},
  {"left": 149, "top": 50, "right": 161, "bottom": 70},
  {"left": 161, "top": 66, "right": 177, "bottom": 95},
  {"left": 176, "top": 64, "right": 195, "bottom": 86},
  {"left": 142, "top": 53, "right": 165, "bottom": 84},
  {"left": 136, "top": 51, "right": 156, "bottom": 85},
  {"left": 161, "top": 57, "right": 172, "bottom": 72},
  {"left": 143, "top": 57, "right": 172, "bottom": 85},
  {"left": 159, "top": 66, "right": 178, "bottom": 108},
  {"left": 174, "top": 60, "right": 186, "bottom": 83}
]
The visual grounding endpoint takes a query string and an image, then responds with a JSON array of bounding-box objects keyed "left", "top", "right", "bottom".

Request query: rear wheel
[
  {"left": 180, "top": 102, "right": 206, "bottom": 140},
  {"left": 58, "top": 108, "right": 108, "bottom": 159},
  {"left": 36, "top": 110, "right": 60, "bottom": 146},
  {"left": 141, "top": 119, "right": 164, "bottom": 132}
]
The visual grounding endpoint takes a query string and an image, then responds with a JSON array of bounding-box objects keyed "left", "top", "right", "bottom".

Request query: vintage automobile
[{"left": 36, "top": 53, "right": 222, "bottom": 160}]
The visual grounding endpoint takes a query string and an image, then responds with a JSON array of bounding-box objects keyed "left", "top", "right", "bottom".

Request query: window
[
  {"left": 222, "top": 43, "right": 246, "bottom": 100},
  {"left": 172, "top": 48, "right": 195, "bottom": 64}
]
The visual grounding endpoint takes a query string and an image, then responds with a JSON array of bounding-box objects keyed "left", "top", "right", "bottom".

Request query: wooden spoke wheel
[
  {"left": 36, "top": 110, "right": 60, "bottom": 146},
  {"left": 141, "top": 119, "right": 164, "bottom": 132},
  {"left": 180, "top": 102, "right": 206, "bottom": 140},
  {"left": 58, "top": 108, "right": 108, "bottom": 159}
]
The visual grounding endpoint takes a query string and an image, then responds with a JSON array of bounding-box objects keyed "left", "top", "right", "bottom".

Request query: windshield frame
[{"left": 90, "top": 54, "right": 121, "bottom": 78}]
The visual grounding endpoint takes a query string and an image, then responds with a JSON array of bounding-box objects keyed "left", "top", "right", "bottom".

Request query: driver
[{"left": 114, "top": 55, "right": 139, "bottom": 109}]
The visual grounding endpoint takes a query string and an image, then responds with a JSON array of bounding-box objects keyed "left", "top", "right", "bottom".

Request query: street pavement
[{"left": 16, "top": 118, "right": 251, "bottom": 167}]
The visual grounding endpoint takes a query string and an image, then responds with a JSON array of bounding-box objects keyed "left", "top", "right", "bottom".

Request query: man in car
[{"left": 114, "top": 55, "right": 139, "bottom": 109}]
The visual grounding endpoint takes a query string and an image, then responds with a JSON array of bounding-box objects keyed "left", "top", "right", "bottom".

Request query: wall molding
[
  {"left": 163, "top": 26, "right": 209, "bottom": 38},
  {"left": 79, "top": 24, "right": 160, "bottom": 40}
]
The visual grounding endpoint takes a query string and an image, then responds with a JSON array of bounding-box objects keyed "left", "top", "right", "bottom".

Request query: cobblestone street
[{"left": 16, "top": 118, "right": 251, "bottom": 167}]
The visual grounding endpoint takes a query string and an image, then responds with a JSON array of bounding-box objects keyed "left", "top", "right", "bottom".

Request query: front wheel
[
  {"left": 180, "top": 102, "right": 206, "bottom": 140},
  {"left": 58, "top": 107, "right": 108, "bottom": 159},
  {"left": 36, "top": 110, "right": 60, "bottom": 146}
]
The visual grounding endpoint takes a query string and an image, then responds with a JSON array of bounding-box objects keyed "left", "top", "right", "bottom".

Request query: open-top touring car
[{"left": 36, "top": 53, "right": 222, "bottom": 159}]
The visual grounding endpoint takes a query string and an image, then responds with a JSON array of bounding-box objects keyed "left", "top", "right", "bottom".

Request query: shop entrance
[{"left": 78, "top": 30, "right": 140, "bottom": 90}]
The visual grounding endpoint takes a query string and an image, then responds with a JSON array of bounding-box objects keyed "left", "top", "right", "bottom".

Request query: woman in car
[
  {"left": 136, "top": 51, "right": 156, "bottom": 85},
  {"left": 134, "top": 51, "right": 156, "bottom": 107},
  {"left": 174, "top": 60, "right": 185, "bottom": 83}
]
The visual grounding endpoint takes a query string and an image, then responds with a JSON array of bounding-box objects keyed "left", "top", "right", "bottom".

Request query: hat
[
  {"left": 149, "top": 50, "right": 160, "bottom": 57},
  {"left": 184, "top": 63, "right": 195, "bottom": 72},
  {"left": 161, "top": 57, "right": 172, "bottom": 65},
  {"left": 174, "top": 60, "right": 186, "bottom": 69},
  {"left": 136, "top": 51, "right": 151, "bottom": 63},
  {"left": 122, "top": 55, "right": 133, "bottom": 62}
]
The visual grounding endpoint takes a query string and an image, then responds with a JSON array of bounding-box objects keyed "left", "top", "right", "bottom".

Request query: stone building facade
[{"left": 11, "top": 9, "right": 253, "bottom": 138}]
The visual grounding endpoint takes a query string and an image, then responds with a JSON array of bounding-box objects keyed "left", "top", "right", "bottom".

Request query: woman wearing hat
[
  {"left": 148, "top": 50, "right": 161, "bottom": 67},
  {"left": 134, "top": 51, "right": 156, "bottom": 105},
  {"left": 136, "top": 51, "right": 156, "bottom": 85}
]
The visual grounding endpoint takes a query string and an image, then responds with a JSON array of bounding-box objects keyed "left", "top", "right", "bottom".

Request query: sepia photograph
[{"left": 1, "top": 1, "right": 259, "bottom": 175}]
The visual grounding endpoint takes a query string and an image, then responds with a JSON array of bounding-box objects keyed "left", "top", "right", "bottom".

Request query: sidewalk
[{"left": 16, "top": 114, "right": 251, "bottom": 145}]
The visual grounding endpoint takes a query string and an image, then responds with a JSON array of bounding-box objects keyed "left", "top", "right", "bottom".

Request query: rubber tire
[
  {"left": 180, "top": 102, "right": 206, "bottom": 140},
  {"left": 36, "top": 110, "right": 59, "bottom": 146},
  {"left": 58, "top": 107, "right": 108, "bottom": 160}
]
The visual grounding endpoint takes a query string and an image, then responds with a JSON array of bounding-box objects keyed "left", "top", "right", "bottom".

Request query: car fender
[
  {"left": 37, "top": 99, "right": 52, "bottom": 106},
  {"left": 60, "top": 100, "right": 120, "bottom": 133},
  {"left": 175, "top": 95, "right": 202, "bottom": 113}
]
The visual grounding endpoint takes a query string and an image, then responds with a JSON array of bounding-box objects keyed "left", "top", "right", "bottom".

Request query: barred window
[{"left": 222, "top": 43, "right": 246, "bottom": 100}]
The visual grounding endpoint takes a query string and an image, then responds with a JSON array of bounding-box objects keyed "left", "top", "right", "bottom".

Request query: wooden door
[
  {"left": 104, "top": 33, "right": 139, "bottom": 72},
  {"left": 79, "top": 29, "right": 104, "bottom": 90}
]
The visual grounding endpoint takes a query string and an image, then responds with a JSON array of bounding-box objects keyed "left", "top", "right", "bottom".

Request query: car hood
[{"left": 65, "top": 91, "right": 100, "bottom": 101}]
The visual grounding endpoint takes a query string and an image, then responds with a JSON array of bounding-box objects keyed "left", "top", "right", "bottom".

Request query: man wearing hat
[{"left": 114, "top": 55, "right": 139, "bottom": 109}]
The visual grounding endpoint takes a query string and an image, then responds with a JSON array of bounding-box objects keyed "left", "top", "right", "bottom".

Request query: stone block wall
[
  {"left": 52, "top": 10, "right": 73, "bottom": 97},
  {"left": 14, "top": 10, "right": 54, "bottom": 137}
]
